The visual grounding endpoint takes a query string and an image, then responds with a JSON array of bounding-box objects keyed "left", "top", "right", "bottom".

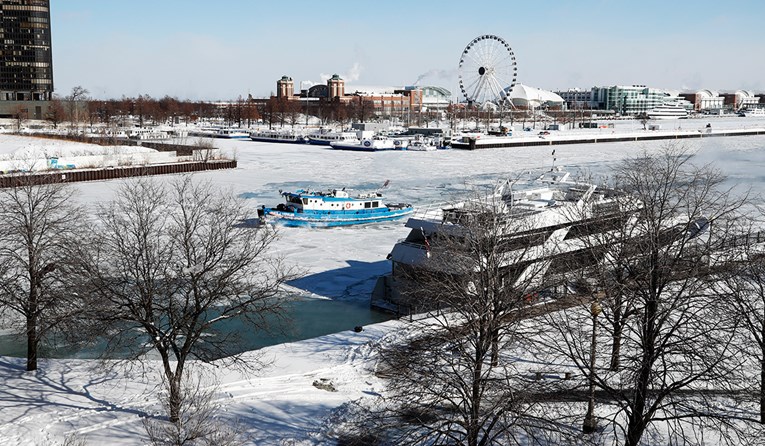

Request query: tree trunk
[
  {"left": 469, "top": 357, "right": 482, "bottom": 446},
  {"left": 26, "top": 285, "right": 38, "bottom": 372},
  {"left": 610, "top": 292, "right": 625, "bottom": 371},
  {"left": 625, "top": 415, "right": 647, "bottom": 446},
  {"left": 625, "top": 359, "right": 651, "bottom": 446},
  {"left": 610, "top": 327, "right": 622, "bottom": 371},
  {"left": 760, "top": 356, "right": 765, "bottom": 424},
  {"left": 468, "top": 335, "right": 486, "bottom": 446},
  {"left": 168, "top": 374, "right": 182, "bottom": 424},
  {"left": 26, "top": 312, "right": 37, "bottom": 371},
  {"left": 626, "top": 289, "right": 658, "bottom": 446},
  {"left": 490, "top": 328, "right": 499, "bottom": 367}
]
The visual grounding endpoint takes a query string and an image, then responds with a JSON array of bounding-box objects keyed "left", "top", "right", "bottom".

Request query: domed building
[{"left": 504, "top": 84, "right": 564, "bottom": 109}]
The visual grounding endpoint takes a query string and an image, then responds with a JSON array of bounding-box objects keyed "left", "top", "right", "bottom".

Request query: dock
[
  {"left": 450, "top": 127, "right": 765, "bottom": 150},
  {"left": 0, "top": 159, "right": 237, "bottom": 188}
]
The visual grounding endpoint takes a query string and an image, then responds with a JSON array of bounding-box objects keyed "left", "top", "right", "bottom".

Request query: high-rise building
[{"left": 0, "top": 0, "right": 53, "bottom": 118}]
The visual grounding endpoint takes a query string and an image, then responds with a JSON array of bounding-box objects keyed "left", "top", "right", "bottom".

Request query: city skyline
[{"left": 52, "top": 0, "right": 765, "bottom": 100}]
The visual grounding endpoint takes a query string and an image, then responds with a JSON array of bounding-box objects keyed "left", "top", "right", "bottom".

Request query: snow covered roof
[
  {"left": 505, "top": 84, "right": 564, "bottom": 107},
  {"left": 346, "top": 85, "right": 398, "bottom": 96},
  {"left": 697, "top": 89, "right": 720, "bottom": 98},
  {"left": 735, "top": 90, "right": 756, "bottom": 98}
]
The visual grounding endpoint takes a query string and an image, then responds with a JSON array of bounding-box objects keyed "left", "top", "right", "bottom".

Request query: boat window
[
  {"left": 372, "top": 201, "right": 379, "bottom": 208},
  {"left": 365, "top": 202, "right": 372, "bottom": 208},
  {"left": 302, "top": 198, "right": 308, "bottom": 205}
]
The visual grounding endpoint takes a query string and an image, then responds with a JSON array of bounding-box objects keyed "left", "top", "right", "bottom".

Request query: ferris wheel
[{"left": 458, "top": 35, "right": 518, "bottom": 105}]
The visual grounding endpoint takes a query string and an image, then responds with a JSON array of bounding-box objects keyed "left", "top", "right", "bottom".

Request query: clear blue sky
[{"left": 51, "top": 0, "right": 765, "bottom": 100}]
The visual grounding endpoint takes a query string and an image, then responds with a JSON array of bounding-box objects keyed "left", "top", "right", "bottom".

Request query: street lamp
[
  {"left": 300, "top": 81, "right": 310, "bottom": 127},
  {"left": 583, "top": 292, "right": 603, "bottom": 434}
]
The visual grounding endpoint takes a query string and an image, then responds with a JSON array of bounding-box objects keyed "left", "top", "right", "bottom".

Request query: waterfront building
[
  {"left": 350, "top": 86, "right": 422, "bottom": 118},
  {"left": 679, "top": 90, "right": 725, "bottom": 113},
  {"left": 720, "top": 90, "right": 759, "bottom": 111},
  {"left": 556, "top": 88, "right": 594, "bottom": 110},
  {"left": 504, "top": 84, "right": 564, "bottom": 110},
  {"left": 413, "top": 85, "right": 451, "bottom": 111},
  {"left": 590, "top": 85, "right": 672, "bottom": 116},
  {"left": 0, "top": 0, "right": 53, "bottom": 119},
  {"left": 273, "top": 74, "right": 438, "bottom": 119}
]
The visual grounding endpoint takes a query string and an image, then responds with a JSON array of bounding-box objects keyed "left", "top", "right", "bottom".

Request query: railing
[{"left": 411, "top": 201, "right": 451, "bottom": 220}]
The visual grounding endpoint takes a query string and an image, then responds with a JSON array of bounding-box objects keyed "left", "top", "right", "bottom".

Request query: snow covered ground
[
  {"left": 1, "top": 118, "right": 765, "bottom": 444},
  {"left": 0, "top": 134, "right": 178, "bottom": 172}
]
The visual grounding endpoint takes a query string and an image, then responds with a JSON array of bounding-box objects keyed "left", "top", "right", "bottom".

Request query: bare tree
[
  {"left": 80, "top": 176, "right": 297, "bottom": 422},
  {"left": 65, "top": 85, "right": 90, "bottom": 132},
  {"left": 543, "top": 145, "right": 750, "bottom": 445},
  {"left": 243, "top": 95, "right": 259, "bottom": 128},
  {"left": 0, "top": 177, "right": 87, "bottom": 371},
  {"left": 13, "top": 104, "right": 28, "bottom": 132},
  {"left": 258, "top": 98, "right": 278, "bottom": 130},
  {"left": 637, "top": 112, "right": 650, "bottom": 130},
  {"left": 284, "top": 99, "right": 302, "bottom": 128},
  {"left": 143, "top": 372, "right": 244, "bottom": 446},
  {"left": 329, "top": 99, "right": 350, "bottom": 128},
  {"left": 718, "top": 223, "right": 765, "bottom": 424},
  {"left": 348, "top": 96, "right": 375, "bottom": 123},
  {"left": 45, "top": 96, "right": 67, "bottom": 129}
]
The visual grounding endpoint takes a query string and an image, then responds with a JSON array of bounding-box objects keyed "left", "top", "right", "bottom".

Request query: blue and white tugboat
[{"left": 260, "top": 184, "right": 414, "bottom": 227}]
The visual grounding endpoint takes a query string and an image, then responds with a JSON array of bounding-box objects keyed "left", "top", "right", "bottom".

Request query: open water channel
[{"left": 0, "top": 297, "right": 391, "bottom": 359}]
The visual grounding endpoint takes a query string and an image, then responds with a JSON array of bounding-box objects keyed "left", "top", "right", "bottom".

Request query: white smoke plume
[
  {"left": 320, "top": 62, "right": 364, "bottom": 83},
  {"left": 413, "top": 68, "right": 456, "bottom": 85}
]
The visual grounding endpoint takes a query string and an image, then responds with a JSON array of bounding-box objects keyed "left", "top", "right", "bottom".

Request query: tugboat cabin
[{"left": 281, "top": 189, "right": 384, "bottom": 213}]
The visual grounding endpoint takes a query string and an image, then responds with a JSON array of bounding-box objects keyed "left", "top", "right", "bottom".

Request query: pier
[
  {"left": 0, "top": 159, "right": 237, "bottom": 188},
  {"left": 450, "top": 127, "right": 765, "bottom": 150}
]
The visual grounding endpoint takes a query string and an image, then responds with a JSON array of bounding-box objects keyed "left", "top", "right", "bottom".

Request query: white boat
[
  {"left": 405, "top": 135, "right": 442, "bottom": 151},
  {"left": 647, "top": 103, "right": 689, "bottom": 119},
  {"left": 371, "top": 168, "right": 704, "bottom": 313},
  {"left": 215, "top": 128, "right": 250, "bottom": 139},
  {"left": 330, "top": 134, "right": 407, "bottom": 151},
  {"left": 306, "top": 129, "right": 360, "bottom": 146},
  {"left": 249, "top": 129, "right": 306, "bottom": 144},
  {"left": 376, "top": 169, "right": 619, "bottom": 311},
  {"left": 125, "top": 128, "right": 171, "bottom": 140},
  {"left": 739, "top": 108, "right": 765, "bottom": 117},
  {"left": 189, "top": 127, "right": 221, "bottom": 137}
]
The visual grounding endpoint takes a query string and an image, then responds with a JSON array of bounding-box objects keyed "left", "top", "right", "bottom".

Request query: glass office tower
[{"left": 0, "top": 0, "right": 53, "bottom": 102}]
